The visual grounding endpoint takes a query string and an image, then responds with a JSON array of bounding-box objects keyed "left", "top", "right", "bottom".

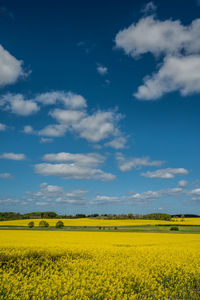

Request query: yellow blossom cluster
[
  {"left": 0, "top": 217, "right": 200, "bottom": 227},
  {"left": 0, "top": 230, "right": 200, "bottom": 299}
]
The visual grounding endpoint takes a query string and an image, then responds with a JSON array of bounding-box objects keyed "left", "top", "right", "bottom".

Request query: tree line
[{"left": 0, "top": 211, "right": 199, "bottom": 221}]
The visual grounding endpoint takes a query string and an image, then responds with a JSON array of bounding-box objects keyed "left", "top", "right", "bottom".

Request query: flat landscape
[
  {"left": 0, "top": 228, "right": 200, "bottom": 299},
  {"left": 1, "top": 218, "right": 200, "bottom": 233},
  {"left": 1, "top": 0, "right": 200, "bottom": 298}
]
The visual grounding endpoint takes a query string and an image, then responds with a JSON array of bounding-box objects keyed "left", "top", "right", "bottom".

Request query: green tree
[
  {"left": 56, "top": 221, "right": 64, "bottom": 228},
  {"left": 39, "top": 220, "right": 49, "bottom": 227},
  {"left": 28, "top": 221, "right": 34, "bottom": 228}
]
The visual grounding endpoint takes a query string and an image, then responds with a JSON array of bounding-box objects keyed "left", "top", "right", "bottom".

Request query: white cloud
[
  {"left": 0, "top": 123, "right": 6, "bottom": 131},
  {"left": 50, "top": 108, "right": 123, "bottom": 142},
  {"left": 2, "top": 90, "right": 126, "bottom": 146},
  {"left": 190, "top": 188, "right": 200, "bottom": 201},
  {"left": 116, "top": 152, "right": 164, "bottom": 171},
  {"left": 50, "top": 109, "right": 85, "bottom": 125},
  {"left": 141, "top": 168, "right": 188, "bottom": 179},
  {"left": 35, "top": 91, "right": 87, "bottom": 109},
  {"left": 97, "top": 64, "right": 108, "bottom": 75},
  {"left": 0, "top": 45, "right": 28, "bottom": 87},
  {"left": 35, "top": 152, "right": 115, "bottom": 181},
  {"left": 26, "top": 182, "right": 89, "bottom": 205},
  {"left": 91, "top": 185, "right": 186, "bottom": 205},
  {"left": 91, "top": 195, "right": 122, "bottom": 204},
  {"left": 0, "top": 93, "right": 39, "bottom": 116},
  {"left": 0, "top": 152, "right": 26, "bottom": 160},
  {"left": 178, "top": 180, "right": 188, "bottom": 187},
  {"left": 141, "top": 2, "right": 157, "bottom": 15},
  {"left": 115, "top": 16, "right": 200, "bottom": 58},
  {"left": 23, "top": 125, "right": 35, "bottom": 134},
  {"left": 73, "top": 111, "right": 120, "bottom": 142},
  {"left": 0, "top": 173, "right": 12, "bottom": 179},
  {"left": 42, "top": 152, "right": 104, "bottom": 167},
  {"left": 49, "top": 109, "right": 122, "bottom": 142},
  {"left": 38, "top": 124, "right": 67, "bottom": 137},
  {"left": 1, "top": 180, "right": 199, "bottom": 207},
  {"left": 40, "top": 137, "right": 53, "bottom": 144},
  {"left": 105, "top": 136, "right": 127, "bottom": 149},
  {"left": 115, "top": 15, "right": 200, "bottom": 99},
  {"left": 0, "top": 196, "right": 20, "bottom": 205},
  {"left": 134, "top": 55, "right": 200, "bottom": 100},
  {"left": 35, "top": 163, "right": 115, "bottom": 181}
]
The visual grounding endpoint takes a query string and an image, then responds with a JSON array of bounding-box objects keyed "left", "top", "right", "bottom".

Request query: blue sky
[{"left": 0, "top": 0, "right": 200, "bottom": 214}]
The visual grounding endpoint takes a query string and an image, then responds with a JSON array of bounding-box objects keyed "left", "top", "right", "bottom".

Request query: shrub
[
  {"left": 170, "top": 226, "right": 179, "bottom": 231},
  {"left": 28, "top": 221, "right": 34, "bottom": 228},
  {"left": 39, "top": 220, "right": 49, "bottom": 227},
  {"left": 56, "top": 221, "right": 64, "bottom": 228}
]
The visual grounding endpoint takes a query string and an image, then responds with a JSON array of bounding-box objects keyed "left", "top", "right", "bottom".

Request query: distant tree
[
  {"left": 43, "top": 212, "right": 57, "bottom": 218},
  {"left": 88, "top": 214, "right": 99, "bottom": 218},
  {"left": 56, "top": 221, "right": 64, "bottom": 228},
  {"left": 143, "top": 213, "right": 171, "bottom": 221},
  {"left": 39, "top": 220, "right": 49, "bottom": 227},
  {"left": 28, "top": 221, "right": 34, "bottom": 228},
  {"left": 75, "top": 214, "right": 86, "bottom": 218},
  {"left": 181, "top": 214, "right": 185, "bottom": 222},
  {"left": 128, "top": 213, "right": 133, "bottom": 219}
]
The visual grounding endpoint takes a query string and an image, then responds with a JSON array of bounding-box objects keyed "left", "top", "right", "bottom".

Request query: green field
[{"left": 1, "top": 224, "right": 200, "bottom": 233}]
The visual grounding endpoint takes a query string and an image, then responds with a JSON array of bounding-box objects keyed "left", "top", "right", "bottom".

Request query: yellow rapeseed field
[
  {"left": 1, "top": 217, "right": 200, "bottom": 226},
  {"left": 0, "top": 230, "right": 200, "bottom": 299}
]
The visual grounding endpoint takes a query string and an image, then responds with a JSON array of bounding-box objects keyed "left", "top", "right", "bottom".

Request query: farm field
[
  {"left": 0, "top": 230, "right": 200, "bottom": 299},
  {"left": 1, "top": 217, "right": 200, "bottom": 227}
]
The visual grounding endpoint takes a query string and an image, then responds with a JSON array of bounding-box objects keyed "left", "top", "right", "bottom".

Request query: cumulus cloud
[
  {"left": 26, "top": 182, "right": 89, "bottom": 205},
  {"left": 115, "top": 16, "right": 200, "bottom": 58},
  {"left": 115, "top": 14, "right": 200, "bottom": 99},
  {"left": 42, "top": 152, "right": 105, "bottom": 167},
  {"left": 105, "top": 136, "right": 127, "bottom": 149},
  {"left": 91, "top": 186, "right": 185, "bottom": 205},
  {"left": 0, "top": 195, "right": 20, "bottom": 205},
  {"left": 23, "top": 125, "right": 35, "bottom": 134},
  {"left": 0, "top": 123, "right": 6, "bottom": 131},
  {"left": 72, "top": 111, "right": 120, "bottom": 142},
  {"left": 35, "top": 152, "right": 115, "bottom": 181},
  {"left": 0, "top": 93, "right": 39, "bottom": 116},
  {"left": 35, "top": 91, "right": 87, "bottom": 109},
  {"left": 1, "top": 181, "right": 199, "bottom": 207},
  {"left": 40, "top": 137, "right": 53, "bottom": 144},
  {"left": 0, "top": 172, "right": 12, "bottom": 179},
  {"left": 16, "top": 90, "right": 125, "bottom": 146},
  {"left": 50, "top": 109, "right": 85, "bottom": 125},
  {"left": 38, "top": 124, "right": 67, "bottom": 137},
  {"left": 35, "top": 163, "right": 115, "bottom": 181},
  {"left": 178, "top": 180, "right": 188, "bottom": 187},
  {"left": 134, "top": 55, "right": 200, "bottom": 100},
  {"left": 49, "top": 108, "right": 123, "bottom": 143},
  {"left": 97, "top": 64, "right": 108, "bottom": 75},
  {"left": 0, "top": 45, "right": 28, "bottom": 87},
  {"left": 141, "top": 168, "right": 188, "bottom": 179},
  {"left": 116, "top": 152, "right": 164, "bottom": 171},
  {"left": 189, "top": 188, "right": 200, "bottom": 201},
  {"left": 141, "top": 2, "right": 157, "bottom": 15},
  {"left": 0, "top": 152, "right": 26, "bottom": 160}
]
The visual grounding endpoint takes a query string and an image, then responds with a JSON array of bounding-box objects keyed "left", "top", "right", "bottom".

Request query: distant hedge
[{"left": 143, "top": 213, "right": 171, "bottom": 221}]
